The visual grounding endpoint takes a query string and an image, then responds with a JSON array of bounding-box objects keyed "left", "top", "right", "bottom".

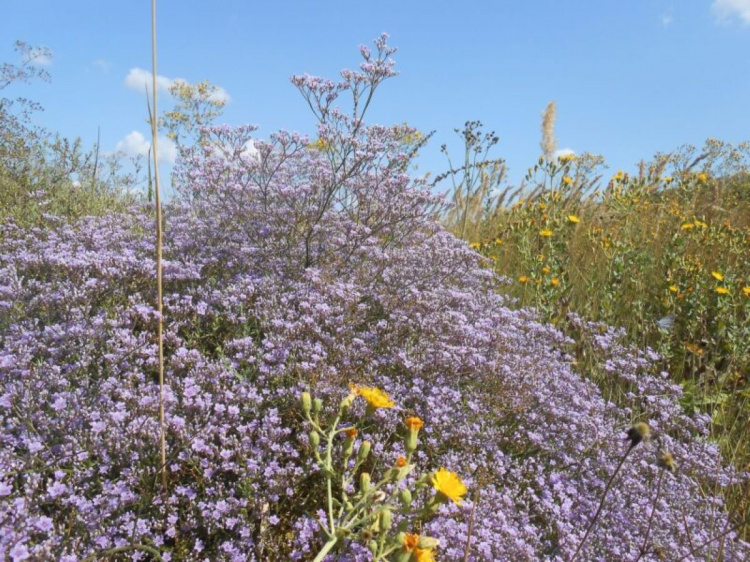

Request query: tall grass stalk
[{"left": 150, "top": 0, "right": 167, "bottom": 493}]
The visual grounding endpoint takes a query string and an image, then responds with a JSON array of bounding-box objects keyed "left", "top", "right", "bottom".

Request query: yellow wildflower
[
  {"left": 694, "top": 220, "right": 708, "bottom": 229},
  {"left": 681, "top": 223, "right": 694, "bottom": 230},
  {"left": 743, "top": 286, "right": 750, "bottom": 297},
  {"left": 518, "top": 275, "right": 530, "bottom": 284},
  {"left": 558, "top": 153, "right": 575, "bottom": 162},
  {"left": 715, "top": 286, "right": 730, "bottom": 295},
  {"left": 712, "top": 271, "right": 724, "bottom": 281},
  {"left": 697, "top": 172, "right": 708, "bottom": 182},
  {"left": 669, "top": 285, "right": 679, "bottom": 293},
  {"left": 540, "top": 229, "right": 553, "bottom": 237},
  {"left": 414, "top": 548, "right": 436, "bottom": 562},
  {"left": 469, "top": 242, "right": 481, "bottom": 250},
  {"left": 613, "top": 170, "right": 624, "bottom": 181},
  {"left": 348, "top": 384, "right": 395, "bottom": 409},
  {"left": 308, "top": 138, "right": 331, "bottom": 151},
  {"left": 432, "top": 468, "right": 467, "bottom": 505},
  {"left": 405, "top": 416, "right": 424, "bottom": 431},
  {"left": 685, "top": 342, "right": 705, "bottom": 356},
  {"left": 562, "top": 176, "right": 573, "bottom": 185},
  {"left": 345, "top": 428, "right": 359, "bottom": 439},
  {"left": 395, "top": 456, "right": 407, "bottom": 468},
  {"left": 539, "top": 202, "right": 547, "bottom": 210},
  {"left": 494, "top": 238, "right": 503, "bottom": 245},
  {"left": 541, "top": 267, "right": 551, "bottom": 275},
  {"left": 551, "top": 277, "right": 560, "bottom": 287},
  {"left": 568, "top": 215, "right": 580, "bottom": 223}
]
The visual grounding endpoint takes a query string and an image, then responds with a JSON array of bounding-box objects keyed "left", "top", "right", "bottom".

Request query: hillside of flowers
[{"left": 1, "top": 36, "right": 749, "bottom": 561}]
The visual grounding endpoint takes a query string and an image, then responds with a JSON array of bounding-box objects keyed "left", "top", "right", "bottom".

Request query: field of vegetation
[{"left": 1, "top": 35, "right": 749, "bottom": 561}]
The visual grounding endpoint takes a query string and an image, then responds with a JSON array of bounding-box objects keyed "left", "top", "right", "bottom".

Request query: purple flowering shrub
[{"left": 1, "top": 35, "right": 748, "bottom": 561}]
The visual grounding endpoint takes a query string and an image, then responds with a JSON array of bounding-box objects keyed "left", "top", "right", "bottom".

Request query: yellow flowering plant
[{"left": 300, "top": 389, "right": 463, "bottom": 561}]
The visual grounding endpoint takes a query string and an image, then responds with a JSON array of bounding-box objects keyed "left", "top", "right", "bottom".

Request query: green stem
[
  {"left": 313, "top": 536, "right": 339, "bottom": 562},
  {"left": 570, "top": 444, "right": 633, "bottom": 561}
]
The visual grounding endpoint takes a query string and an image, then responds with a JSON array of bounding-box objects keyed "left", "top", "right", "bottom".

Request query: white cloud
[
  {"left": 208, "top": 86, "right": 231, "bottom": 104},
  {"left": 712, "top": 0, "right": 750, "bottom": 24},
  {"left": 124, "top": 68, "right": 231, "bottom": 103},
  {"left": 554, "top": 148, "right": 575, "bottom": 160},
  {"left": 240, "top": 140, "right": 260, "bottom": 164},
  {"left": 93, "top": 59, "right": 112, "bottom": 72},
  {"left": 661, "top": 13, "right": 674, "bottom": 27},
  {"left": 114, "top": 130, "right": 178, "bottom": 165},
  {"left": 125, "top": 67, "right": 174, "bottom": 95},
  {"left": 158, "top": 137, "right": 178, "bottom": 165}
]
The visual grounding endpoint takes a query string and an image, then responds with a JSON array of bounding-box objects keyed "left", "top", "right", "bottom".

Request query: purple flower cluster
[{"left": 1, "top": 34, "right": 748, "bottom": 561}]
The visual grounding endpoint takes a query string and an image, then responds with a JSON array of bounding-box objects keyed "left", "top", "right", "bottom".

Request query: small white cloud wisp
[
  {"left": 124, "top": 68, "right": 231, "bottom": 103},
  {"left": 554, "top": 148, "right": 576, "bottom": 160},
  {"left": 712, "top": 0, "right": 750, "bottom": 24},
  {"left": 114, "top": 131, "right": 178, "bottom": 165}
]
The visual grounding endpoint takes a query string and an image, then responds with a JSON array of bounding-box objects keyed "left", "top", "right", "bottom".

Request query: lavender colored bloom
[{"left": 0, "top": 34, "right": 746, "bottom": 561}]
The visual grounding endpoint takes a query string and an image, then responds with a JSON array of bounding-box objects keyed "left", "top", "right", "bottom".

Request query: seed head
[
  {"left": 626, "top": 422, "right": 651, "bottom": 447},
  {"left": 658, "top": 451, "right": 677, "bottom": 472}
]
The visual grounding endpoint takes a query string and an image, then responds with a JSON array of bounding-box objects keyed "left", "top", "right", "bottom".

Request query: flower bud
[
  {"left": 301, "top": 392, "right": 312, "bottom": 415},
  {"left": 357, "top": 440, "right": 371, "bottom": 463},
  {"left": 379, "top": 507, "right": 393, "bottom": 532},
  {"left": 404, "top": 417, "right": 424, "bottom": 454},
  {"left": 309, "top": 430, "right": 320, "bottom": 449},
  {"left": 339, "top": 394, "right": 355, "bottom": 414},
  {"left": 399, "top": 488, "right": 412, "bottom": 507},
  {"left": 368, "top": 540, "right": 378, "bottom": 555},
  {"left": 360, "top": 472, "right": 371, "bottom": 493},
  {"left": 313, "top": 398, "right": 323, "bottom": 414}
]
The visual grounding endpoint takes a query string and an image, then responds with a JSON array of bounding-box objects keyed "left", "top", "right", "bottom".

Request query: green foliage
[
  {"left": 0, "top": 41, "right": 140, "bottom": 227},
  {"left": 447, "top": 137, "right": 750, "bottom": 528}
]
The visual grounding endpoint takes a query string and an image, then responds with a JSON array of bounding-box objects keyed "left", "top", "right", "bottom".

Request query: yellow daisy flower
[
  {"left": 551, "top": 277, "right": 560, "bottom": 287},
  {"left": 432, "top": 468, "right": 467, "bottom": 505},
  {"left": 562, "top": 176, "right": 573, "bottom": 185},
  {"left": 743, "top": 286, "right": 750, "bottom": 297},
  {"left": 715, "top": 286, "right": 730, "bottom": 295},
  {"left": 712, "top": 271, "right": 724, "bottom": 282},
  {"left": 681, "top": 223, "right": 694, "bottom": 230},
  {"left": 348, "top": 384, "right": 395, "bottom": 409},
  {"left": 518, "top": 275, "right": 530, "bottom": 284},
  {"left": 568, "top": 215, "right": 580, "bottom": 223},
  {"left": 540, "top": 229, "right": 553, "bottom": 237},
  {"left": 414, "top": 548, "right": 436, "bottom": 562}
]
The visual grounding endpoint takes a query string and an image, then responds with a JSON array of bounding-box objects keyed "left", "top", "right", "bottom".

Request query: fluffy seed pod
[
  {"left": 658, "top": 451, "right": 677, "bottom": 472},
  {"left": 626, "top": 422, "right": 651, "bottom": 447}
]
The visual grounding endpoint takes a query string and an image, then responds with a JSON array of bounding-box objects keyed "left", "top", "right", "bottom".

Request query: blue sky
[{"left": 2, "top": 0, "right": 750, "bottom": 192}]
